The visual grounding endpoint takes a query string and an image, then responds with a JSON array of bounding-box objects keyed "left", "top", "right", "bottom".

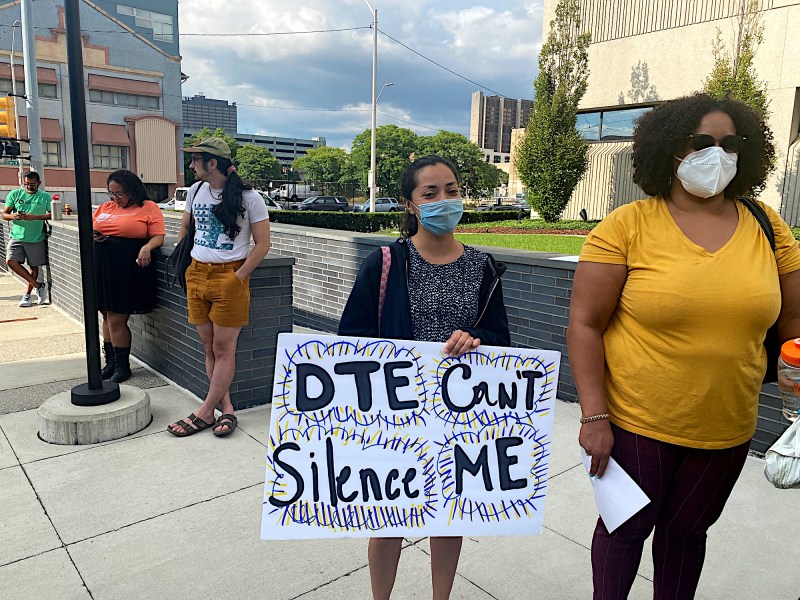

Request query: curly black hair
[
  {"left": 632, "top": 93, "right": 775, "bottom": 199},
  {"left": 107, "top": 169, "right": 149, "bottom": 207}
]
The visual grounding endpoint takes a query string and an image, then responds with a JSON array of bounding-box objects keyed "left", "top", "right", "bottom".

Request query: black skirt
[{"left": 94, "top": 236, "right": 158, "bottom": 314}]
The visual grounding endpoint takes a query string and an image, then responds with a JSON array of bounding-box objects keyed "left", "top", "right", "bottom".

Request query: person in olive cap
[{"left": 167, "top": 137, "right": 271, "bottom": 438}]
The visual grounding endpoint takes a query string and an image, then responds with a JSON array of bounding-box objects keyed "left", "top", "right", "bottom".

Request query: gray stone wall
[
  {"left": 4, "top": 214, "right": 789, "bottom": 454},
  {"left": 258, "top": 220, "right": 785, "bottom": 456},
  {"left": 2, "top": 218, "right": 294, "bottom": 410}
]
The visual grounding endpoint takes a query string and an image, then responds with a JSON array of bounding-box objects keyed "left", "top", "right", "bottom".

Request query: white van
[
  {"left": 172, "top": 187, "right": 190, "bottom": 211},
  {"left": 276, "top": 183, "right": 319, "bottom": 203}
]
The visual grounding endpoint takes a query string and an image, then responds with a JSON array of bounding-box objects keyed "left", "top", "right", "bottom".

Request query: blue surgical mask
[{"left": 413, "top": 198, "right": 464, "bottom": 236}]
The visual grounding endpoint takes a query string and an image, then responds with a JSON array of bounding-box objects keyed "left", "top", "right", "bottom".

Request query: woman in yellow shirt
[{"left": 568, "top": 94, "right": 800, "bottom": 599}]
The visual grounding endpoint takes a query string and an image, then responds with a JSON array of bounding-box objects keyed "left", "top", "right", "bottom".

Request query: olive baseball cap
[{"left": 182, "top": 137, "right": 231, "bottom": 160}]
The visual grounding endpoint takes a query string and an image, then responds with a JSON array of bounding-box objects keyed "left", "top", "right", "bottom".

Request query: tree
[
  {"left": 292, "top": 146, "right": 349, "bottom": 183},
  {"left": 348, "top": 125, "right": 418, "bottom": 197},
  {"left": 515, "top": 0, "right": 591, "bottom": 222},
  {"left": 236, "top": 144, "right": 282, "bottom": 183},
  {"left": 703, "top": 0, "right": 769, "bottom": 119},
  {"left": 417, "top": 130, "right": 505, "bottom": 198},
  {"left": 183, "top": 128, "right": 240, "bottom": 185}
]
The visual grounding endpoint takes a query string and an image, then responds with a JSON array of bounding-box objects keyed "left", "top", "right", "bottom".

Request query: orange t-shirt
[{"left": 93, "top": 200, "right": 166, "bottom": 239}]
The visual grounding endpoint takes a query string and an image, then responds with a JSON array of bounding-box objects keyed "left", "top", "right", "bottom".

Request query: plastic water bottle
[{"left": 777, "top": 339, "right": 800, "bottom": 422}]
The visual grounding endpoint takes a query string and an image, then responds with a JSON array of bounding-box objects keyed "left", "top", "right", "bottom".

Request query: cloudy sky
[{"left": 178, "top": 0, "right": 544, "bottom": 150}]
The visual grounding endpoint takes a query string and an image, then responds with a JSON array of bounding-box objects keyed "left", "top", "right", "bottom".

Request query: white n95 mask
[{"left": 675, "top": 145, "right": 738, "bottom": 198}]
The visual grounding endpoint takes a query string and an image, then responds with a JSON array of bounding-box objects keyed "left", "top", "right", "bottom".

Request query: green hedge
[
  {"left": 269, "top": 210, "right": 522, "bottom": 233},
  {"left": 270, "top": 211, "right": 404, "bottom": 233}
]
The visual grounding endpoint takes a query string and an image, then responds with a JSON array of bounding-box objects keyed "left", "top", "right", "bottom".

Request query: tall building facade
[
  {"left": 0, "top": 0, "right": 184, "bottom": 202},
  {"left": 536, "top": 0, "right": 800, "bottom": 222},
  {"left": 182, "top": 94, "right": 238, "bottom": 132},
  {"left": 470, "top": 91, "right": 532, "bottom": 164},
  {"left": 90, "top": 1, "right": 179, "bottom": 57}
]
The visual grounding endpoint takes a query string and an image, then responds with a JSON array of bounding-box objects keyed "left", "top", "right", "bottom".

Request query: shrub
[
  {"left": 269, "top": 209, "right": 532, "bottom": 233},
  {"left": 270, "top": 211, "right": 403, "bottom": 233}
]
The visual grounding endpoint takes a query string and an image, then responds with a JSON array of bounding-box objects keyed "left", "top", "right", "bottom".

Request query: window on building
[
  {"left": 92, "top": 145, "right": 128, "bottom": 169},
  {"left": 577, "top": 111, "right": 601, "bottom": 141},
  {"left": 0, "top": 79, "right": 57, "bottom": 98},
  {"left": 577, "top": 106, "right": 655, "bottom": 142},
  {"left": 89, "top": 89, "right": 159, "bottom": 110},
  {"left": 493, "top": 155, "right": 501, "bottom": 163},
  {"left": 601, "top": 107, "right": 651, "bottom": 140},
  {"left": 117, "top": 5, "right": 174, "bottom": 43},
  {"left": 504, "top": 156, "right": 511, "bottom": 163},
  {"left": 43, "top": 141, "right": 60, "bottom": 167}
]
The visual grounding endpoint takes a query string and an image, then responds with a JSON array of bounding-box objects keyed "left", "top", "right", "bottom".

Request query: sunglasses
[{"left": 686, "top": 133, "right": 747, "bottom": 154}]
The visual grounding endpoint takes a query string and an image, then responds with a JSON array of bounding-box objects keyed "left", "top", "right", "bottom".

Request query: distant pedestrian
[
  {"left": 93, "top": 170, "right": 165, "bottom": 383},
  {"left": 339, "top": 155, "right": 510, "bottom": 600},
  {"left": 2, "top": 172, "right": 52, "bottom": 307},
  {"left": 167, "top": 137, "right": 271, "bottom": 437}
]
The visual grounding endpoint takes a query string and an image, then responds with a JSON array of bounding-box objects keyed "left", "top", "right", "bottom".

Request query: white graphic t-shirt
[{"left": 188, "top": 183, "right": 269, "bottom": 263}]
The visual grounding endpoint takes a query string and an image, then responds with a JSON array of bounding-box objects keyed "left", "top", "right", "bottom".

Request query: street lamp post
[{"left": 364, "top": 0, "right": 378, "bottom": 213}]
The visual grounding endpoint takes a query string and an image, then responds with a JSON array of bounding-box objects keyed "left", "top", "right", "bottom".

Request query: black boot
[
  {"left": 110, "top": 347, "right": 132, "bottom": 383},
  {"left": 101, "top": 341, "right": 116, "bottom": 380}
]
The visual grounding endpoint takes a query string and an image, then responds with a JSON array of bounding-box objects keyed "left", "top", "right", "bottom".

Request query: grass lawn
[{"left": 454, "top": 233, "right": 585, "bottom": 254}]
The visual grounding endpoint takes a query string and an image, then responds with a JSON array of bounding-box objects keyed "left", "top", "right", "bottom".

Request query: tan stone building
[{"left": 515, "top": 0, "right": 800, "bottom": 222}]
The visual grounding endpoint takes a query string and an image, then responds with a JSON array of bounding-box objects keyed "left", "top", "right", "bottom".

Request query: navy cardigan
[{"left": 338, "top": 238, "right": 511, "bottom": 347}]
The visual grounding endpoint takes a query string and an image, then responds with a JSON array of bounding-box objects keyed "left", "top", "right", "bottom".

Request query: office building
[
  {"left": 532, "top": 0, "right": 800, "bottom": 221},
  {"left": 182, "top": 94, "right": 237, "bottom": 132},
  {"left": 470, "top": 91, "right": 533, "bottom": 165},
  {"left": 90, "top": 1, "right": 179, "bottom": 57},
  {"left": 0, "top": 0, "right": 184, "bottom": 202},
  {"left": 184, "top": 129, "right": 326, "bottom": 169}
]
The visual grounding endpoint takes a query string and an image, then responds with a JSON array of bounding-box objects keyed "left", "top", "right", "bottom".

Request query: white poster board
[{"left": 261, "top": 333, "right": 560, "bottom": 540}]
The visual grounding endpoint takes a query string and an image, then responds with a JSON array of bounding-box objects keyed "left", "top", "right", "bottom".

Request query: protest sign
[{"left": 261, "top": 333, "right": 560, "bottom": 539}]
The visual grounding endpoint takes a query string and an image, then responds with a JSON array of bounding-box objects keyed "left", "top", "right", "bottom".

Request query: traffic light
[{"left": 0, "top": 96, "right": 16, "bottom": 138}]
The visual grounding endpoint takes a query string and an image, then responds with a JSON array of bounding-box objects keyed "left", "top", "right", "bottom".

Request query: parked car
[
  {"left": 257, "top": 191, "right": 283, "bottom": 210},
  {"left": 353, "top": 197, "right": 401, "bottom": 212},
  {"left": 292, "top": 196, "right": 350, "bottom": 211},
  {"left": 156, "top": 198, "right": 175, "bottom": 210},
  {"left": 476, "top": 201, "right": 529, "bottom": 218},
  {"left": 172, "top": 187, "right": 190, "bottom": 211}
]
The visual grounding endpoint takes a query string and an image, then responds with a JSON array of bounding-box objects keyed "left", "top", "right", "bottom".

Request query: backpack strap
[
  {"left": 378, "top": 246, "right": 391, "bottom": 334},
  {"left": 740, "top": 196, "right": 775, "bottom": 252}
]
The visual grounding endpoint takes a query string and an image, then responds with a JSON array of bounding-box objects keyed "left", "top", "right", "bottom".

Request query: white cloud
[{"left": 178, "top": 1, "right": 543, "bottom": 148}]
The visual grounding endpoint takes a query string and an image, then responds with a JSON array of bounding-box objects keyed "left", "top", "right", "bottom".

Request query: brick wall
[
  {"left": 2, "top": 218, "right": 294, "bottom": 411},
  {"left": 256, "top": 219, "right": 786, "bottom": 456},
  {"left": 5, "top": 215, "right": 788, "bottom": 454}
]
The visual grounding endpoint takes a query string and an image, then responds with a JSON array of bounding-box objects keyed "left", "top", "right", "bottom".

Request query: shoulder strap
[
  {"left": 186, "top": 181, "right": 203, "bottom": 218},
  {"left": 740, "top": 197, "right": 775, "bottom": 252},
  {"left": 377, "top": 246, "right": 391, "bottom": 333}
]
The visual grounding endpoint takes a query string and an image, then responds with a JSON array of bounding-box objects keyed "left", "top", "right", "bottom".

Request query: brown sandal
[
  {"left": 167, "top": 413, "right": 214, "bottom": 437},
  {"left": 213, "top": 413, "right": 238, "bottom": 437}
]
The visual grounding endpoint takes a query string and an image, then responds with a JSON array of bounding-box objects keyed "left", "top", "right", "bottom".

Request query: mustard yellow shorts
[{"left": 186, "top": 259, "right": 250, "bottom": 328}]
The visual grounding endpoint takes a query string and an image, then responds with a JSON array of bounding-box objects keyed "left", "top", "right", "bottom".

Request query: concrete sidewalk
[{"left": 0, "top": 272, "right": 797, "bottom": 599}]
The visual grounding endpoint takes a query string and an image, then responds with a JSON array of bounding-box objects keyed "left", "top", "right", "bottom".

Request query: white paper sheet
[{"left": 581, "top": 450, "right": 650, "bottom": 533}]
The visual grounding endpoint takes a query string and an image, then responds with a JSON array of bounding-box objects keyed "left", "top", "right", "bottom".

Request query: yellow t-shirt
[{"left": 580, "top": 198, "right": 800, "bottom": 449}]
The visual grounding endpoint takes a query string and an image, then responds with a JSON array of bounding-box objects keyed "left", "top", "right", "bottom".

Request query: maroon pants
[{"left": 591, "top": 424, "right": 750, "bottom": 600}]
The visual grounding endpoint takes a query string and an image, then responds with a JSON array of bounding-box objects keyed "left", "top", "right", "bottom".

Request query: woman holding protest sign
[
  {"left": 339, "top": 155, "right": 510, "bottom": 600},
  {"left": 568, "top": 93, "right": 800, "bottom": 599}
]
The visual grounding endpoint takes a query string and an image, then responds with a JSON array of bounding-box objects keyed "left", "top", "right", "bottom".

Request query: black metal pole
[{"left": 65, "top": 0, "right": 119, "bottom": 406}]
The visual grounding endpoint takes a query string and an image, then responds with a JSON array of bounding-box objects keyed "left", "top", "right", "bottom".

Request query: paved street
[{"left": 0, "top": 272, "right": 797, "bottom": 599}]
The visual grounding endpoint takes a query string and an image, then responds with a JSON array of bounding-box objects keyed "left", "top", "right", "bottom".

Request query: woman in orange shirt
[{"left": 93, "top": 170, "right": 165, "bottom": 383}]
